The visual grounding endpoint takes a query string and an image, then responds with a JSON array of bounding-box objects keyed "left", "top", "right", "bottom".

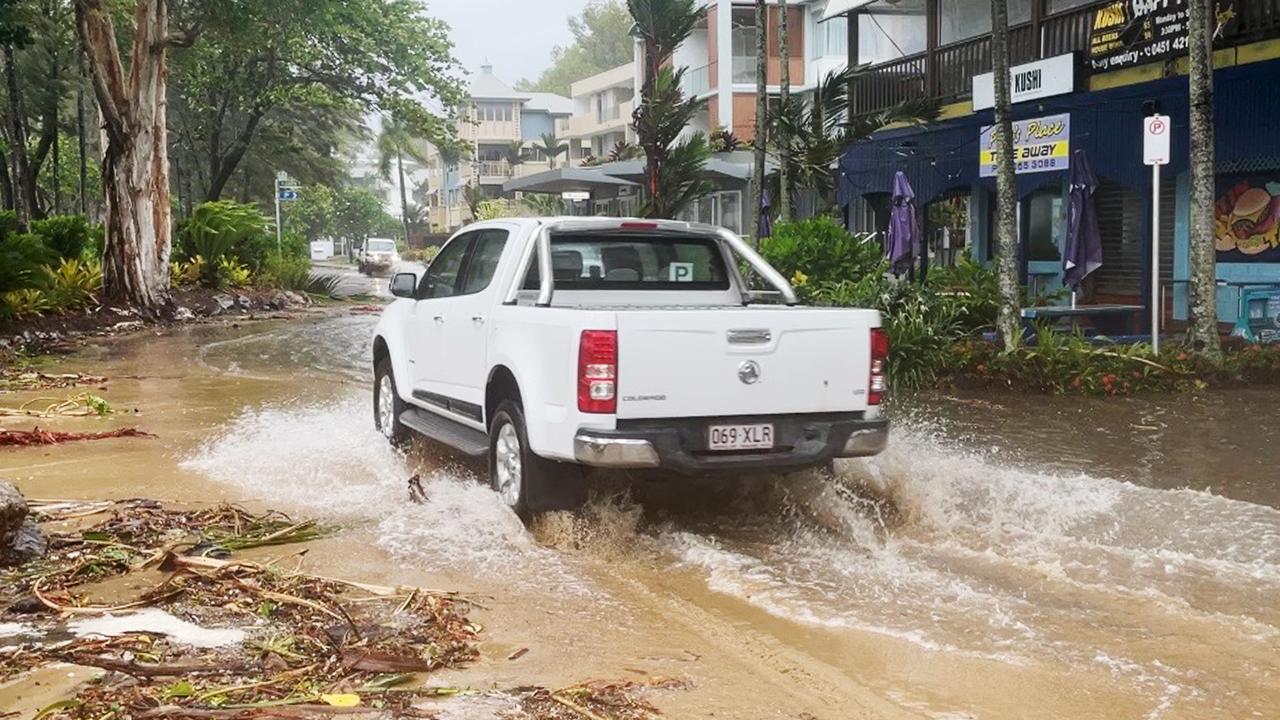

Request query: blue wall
[{"left": 520, "top": 111, "right": 557, "bottom": 141}]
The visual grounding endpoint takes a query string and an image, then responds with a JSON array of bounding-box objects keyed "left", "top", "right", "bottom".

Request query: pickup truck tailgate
[{"left": 614, "top": 307, "right": 880, "bottom": 419}]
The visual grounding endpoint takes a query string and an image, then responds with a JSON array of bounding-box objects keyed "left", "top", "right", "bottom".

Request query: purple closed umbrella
[
  {"left": 887, "top": 171, "right": 919, "bottom": 275},
  {"left": 758, "top": 189, "right": 773, "bottom": 238},
  {"left": 1064, "top": 149, "right": 1103, "bottom": 290}
]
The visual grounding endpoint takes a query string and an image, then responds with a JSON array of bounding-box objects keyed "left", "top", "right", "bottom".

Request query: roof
[
  {"left": 469, "top": 65, "right": 527, "bottom": 101},
  {"left": 502, "top": 167, "right": 638, "bottom": 194},
  {"left": 524, "top": 92, "right": 574, "bottom": 116}
]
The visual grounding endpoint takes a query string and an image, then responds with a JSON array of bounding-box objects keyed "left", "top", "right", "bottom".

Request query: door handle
[
  {"left": 433, "top": 315, "right": 444, "bottom": 324},
  {"left": 471, "top": 316, "right": 485, "bottom": 325}
]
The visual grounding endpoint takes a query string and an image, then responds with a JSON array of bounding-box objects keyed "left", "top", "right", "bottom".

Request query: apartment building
[
  {"left": 424, "top": 65, "right": 573, "bottom": 230},
  {"left": 675, "top": 0, "right": 850, "bottom": 140},
  {"left": 564, "top": 64, "right": 638, "bottom": 164}
]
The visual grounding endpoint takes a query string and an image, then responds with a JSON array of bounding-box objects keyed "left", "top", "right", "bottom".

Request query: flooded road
[{"left": 3, "top": 314, "right": 1278, "bottom": 719}]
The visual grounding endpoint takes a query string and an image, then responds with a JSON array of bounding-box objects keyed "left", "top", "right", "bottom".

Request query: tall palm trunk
[
  {"left": 778, "top": 0, "right": 790, "bottom": 221},
  {"left": 1186, "top": 0, "right": 1221, "bottom": 359},
  {"left": 751, "top": 0, "right": 767, "bottom": 241},
  {"left": 990, "top": 0, "right": 1021, "bottom": 349},
  {"left": 76, "top": 0, "right": 177, "bottom": 314},
  {"left": 396, "top": 149, "right": 410, "bottom": 240}
]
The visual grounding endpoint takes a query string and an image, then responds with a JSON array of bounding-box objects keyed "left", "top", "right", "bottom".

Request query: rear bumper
[{"left": 573, "top": 411, "right": 888, "bottom": 475}]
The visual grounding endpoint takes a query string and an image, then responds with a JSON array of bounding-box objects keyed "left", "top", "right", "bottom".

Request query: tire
[
  {"left": 373, "top": 358, "right": 411, "bottom": 446},
  {"left": 490, "top": 400, "right": 585, "bottom": 521}
]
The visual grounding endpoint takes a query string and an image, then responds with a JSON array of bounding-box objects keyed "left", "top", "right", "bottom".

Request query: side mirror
[{"left": 389, "top": 272, "right": 418, "bottom": 299}]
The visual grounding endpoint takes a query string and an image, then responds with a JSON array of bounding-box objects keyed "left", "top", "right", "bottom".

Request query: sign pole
[
  {"left": 274, "top": 172, "right": 285, "bottom": 253},
  {"left": 1142, "top": 114, "right": 1170, "bottom": 354},
  {"left": 1151, "top": 161, "right": 1161, "bottom": 355}
]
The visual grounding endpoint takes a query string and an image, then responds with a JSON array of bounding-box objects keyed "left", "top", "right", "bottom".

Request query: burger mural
[{"left": 1216, "top": 178, "right": 1280, "bottom": 261}]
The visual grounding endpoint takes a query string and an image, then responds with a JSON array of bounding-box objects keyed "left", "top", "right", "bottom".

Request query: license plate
[{"left": 707, "top": 423, "right": 774, "bottom": 451}]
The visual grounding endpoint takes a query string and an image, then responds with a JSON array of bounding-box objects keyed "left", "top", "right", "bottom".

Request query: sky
[{"left": 424, "top": 0, "right": 588, "bottom": 86}]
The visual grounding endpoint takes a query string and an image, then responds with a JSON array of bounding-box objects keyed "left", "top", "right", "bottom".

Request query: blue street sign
[{"left": 278, "top": 190, "right": 299, "bottom": 201}]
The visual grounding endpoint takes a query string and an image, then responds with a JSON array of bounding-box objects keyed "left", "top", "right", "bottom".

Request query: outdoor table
[{"left": 1020, "top": 304, "right": 1144, "bottom": 336}]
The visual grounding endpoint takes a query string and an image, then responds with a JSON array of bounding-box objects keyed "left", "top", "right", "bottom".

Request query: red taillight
[
  {"left": 619, "top": 221, "right": 658, "bottom": 230},
  {"left": 578, "top": 330, "right": 617, "bottom": 413},
  {"left": 869, "top": 328, "right": 888, "bottom": 405}
]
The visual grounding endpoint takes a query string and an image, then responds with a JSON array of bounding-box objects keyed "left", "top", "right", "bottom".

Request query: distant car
[
  {"left": 371, "top": 217, "right": 889, "bottom": 521},
  {"left": 358, "top": 238, "right": 400, "bottom": 276}
]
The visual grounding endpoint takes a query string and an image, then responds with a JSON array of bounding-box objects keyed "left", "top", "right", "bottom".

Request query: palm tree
[
  {"left": 503, "top": 140, "right": 525, "bottom": 169},
  {"left": 751, "top": 0, "right": 768, "bottom": 236},
  {"left": 628, "top": 0, "right": 712, "bottom": 219},
  {"left": 377, "top": 115, "right": 431, "bottom": 241},
  {"left": 1187, "top": 0, "right": 1221, "bottom": 359},
  {"left": 462, "top": 183, "right": 485, "bottom": 222},
  {"left": 534, "top": 133, "right": 568, "bottom": 169},
  {"left": 770, "top": 68, "right": 938, "bottom": 211},
  {"left": 778, "top": 0, "right": 791, "bottom": 220},
  {"left": 990, "top": 0, "right": 1022, "bottom": 350}
]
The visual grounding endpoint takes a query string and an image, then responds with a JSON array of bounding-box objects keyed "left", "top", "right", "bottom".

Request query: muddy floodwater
[{"left": 2, "top": 315, "right": 1278, "bottom": 719}]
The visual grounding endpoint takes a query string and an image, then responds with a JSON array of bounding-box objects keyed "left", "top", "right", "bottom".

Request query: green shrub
[
  {"left": 926, "top": 252, "right": 1000, "bottom": 334},
  {"left": 0, "top": 211, "right": 19, "bottom": 241},
  {"left": 0, "top": 233, "right": 58, "bottom": 295},
  {"left": 180, "top": 201, "right": 270, "bottom": 287},
  {"left": 256, "top": 252, "right": 312, "bottom": 291},
  {"left": 0, "top": 288, "right": 54, "bottom": 319},
  {"left": 402, "top": 246, "right": 439, "bottom": 264},
  {"left": 216, "top": 257, "right": 252, "bottom": 288},
  {"left": 30, "top": 215, "right": 100, "bottom": 260},
  {"left": 760, "top": 217, "right": 885, "bottom": 295}
]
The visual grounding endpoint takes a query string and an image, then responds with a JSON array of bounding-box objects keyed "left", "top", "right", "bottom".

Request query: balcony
[
  {"left": 568, "top": 99, "right": 633, "bottom": 139},
  {"left": 476, "top": 160, "right": 513, "bottom": 183},
  {"left": 851, "top": 0, "right": 1280, "bottom": 116},
  {"left": 732, "top": 56, "right": 755, "bottom": 84},
  {"left": 682, "top": 63, "right": 712, "bottom": 97}
]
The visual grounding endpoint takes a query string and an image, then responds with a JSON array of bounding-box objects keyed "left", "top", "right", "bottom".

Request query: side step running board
[{"left": 399, "top": 408, "right": 489, "bottom": 457}]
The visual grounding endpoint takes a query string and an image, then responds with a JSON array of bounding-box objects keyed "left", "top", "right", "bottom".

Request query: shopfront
[{"left": 838, "top": 57, "right": 1280, "bottom": 325}]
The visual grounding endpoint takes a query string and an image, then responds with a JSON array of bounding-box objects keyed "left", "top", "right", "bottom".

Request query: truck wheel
[
  {"left": 488, "top": 400, "right": 557, "bottom": 521},
  {"left": 374, "top": 358, "right": 410, "bottom": 446}
]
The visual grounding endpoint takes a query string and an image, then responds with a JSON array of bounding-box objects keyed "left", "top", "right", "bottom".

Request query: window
[
  {"left": 858, "top": 0, "right": 927, "bottom": 64},
  {"left": 458, "top": 230, "right": 509, "bottom": 295},
  {"left": 366, "top": 239, "right": 396, "bottom": 253},
  {"left": 731, "top": 8, "right": 758, "bottom": 83},
  {"left": 476, "top": 103, "right": 512, "bottom": 122},
  {"left": 1024, "top": 187, "right": 1063, "bottom": 263},
  {"left": 1046, "top": 0, "right": 1093, "bottom": 14},
  {"left": 418, "top": 233, "right": 473, "bottom": 299},
  {"left": 810, "top": 10, "right": 848, "bottom": 60},
  {"left": 720, "top": 191, "right": 742, "bottom": 235},
  {"left": 524, "top": 235, "right": 730, "bottom": 290},
  {"left": 939, "top": 0, "right": 1031, "bottom": 45}
]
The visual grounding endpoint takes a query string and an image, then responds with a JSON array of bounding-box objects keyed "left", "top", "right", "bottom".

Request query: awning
[
  {"left": 821, "top": 0, "right": 877, "bottom": 21},
  {"left": 596, "top": 152, "right": 771, "bottom": 183},
  {"left": 503, "top": 167, "right": 638, "bottom": 195}
]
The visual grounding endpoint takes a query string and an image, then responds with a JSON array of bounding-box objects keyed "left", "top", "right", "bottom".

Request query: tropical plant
[
  {"left": 534, "top": 133, "right": 569, "bottom": 169},
  {"left": 171, "top": 257, "right": 205, "bottom": 287},
  {"left": 43, "top": 258, "right": 103, "bottom": 310},
  {"left": 628, "top": 0, "right": 712, "bottom": 219},
  {"left": 607, "top": 141, "right": 643, "bottom": 162},
  {"left": 180, "top": 202, "right": 270, "bottom": 288},
  {"left": 708, "top": 127, "right": 743, "bottom": 153},
  {"left": 769, "top": 68, "right": 938, "bottom": 213},
  {"left": 378, "top": 114, "right": 434, "bottom": 240},
  {"left": 216, "top": 257, "right": 252, "bottom": 288},
  {"left": 503, "top": 141, "right": 526, "bottom": 167},
  {"left": 580, "top": 155, "right": 602, "bottom": 167},
  {"left": 760, "top": 218, "right": 885, "bottom": 289},
  {"left": 476, "top": 199, "right": 516, "bottom": 221},
  {"left": 463, "top": 184, "right": 486, "bottom": 222},
  {"left": 631, "top": 66, "right": 713, "bottom": 218},
  {"left": 0, "top": 289, "right": 54, "bottom": 319},
  {"left": 255, "top": 252, "right": 312, "bottom": 291},
  {"left": 521, "top": 194, "right": 566, "bottom": 216}
]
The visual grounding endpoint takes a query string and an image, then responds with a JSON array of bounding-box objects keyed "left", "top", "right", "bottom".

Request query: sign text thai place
[{"left": 979, "top": 114, "right": 1071, "bottom": 178}]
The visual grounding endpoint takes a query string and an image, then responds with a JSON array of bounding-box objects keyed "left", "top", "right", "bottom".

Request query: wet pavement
[{"left": 2, "top": 314, "right": 1277, "bottom": 719}]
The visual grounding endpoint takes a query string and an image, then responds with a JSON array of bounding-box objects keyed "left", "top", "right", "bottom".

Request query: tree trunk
[
  {"left": 751, "top": 0, "right": 767, "bottom": 242},
  {"left": 3, "top": 44, "right": 33, "bottom": 227},
  {"left": 397, "top": 149, "right": 410, "bottom": 240},
  {"left": 75, "top": 0, "right": 175, "bottom": 314},
  {"left": 1186, "top": 0, "right": 1221, "bottom": 359},
  {"left": 204, "top": 109, "right": 265, "bottom": 201},
  {"left": 0, "top": 148, "right": 11, "bottom": 211},
  {"left": 778, "top": 0, "right": 791, "bottom": 221},
  {"left": 990, "top": 0, "right": 1021, "bottom": 350},
  {"left": 50, "top": 55, "right": 60, "bottom": 216}
]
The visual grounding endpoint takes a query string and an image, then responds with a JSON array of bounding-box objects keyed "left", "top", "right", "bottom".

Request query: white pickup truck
[{"left": 372, "top": 217, "right": 888, "bottom": 518}]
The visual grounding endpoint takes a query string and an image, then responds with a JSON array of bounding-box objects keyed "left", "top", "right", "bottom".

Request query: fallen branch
[
  {"left": 0, "top": 427, "right": 156, "bottom": 446},
  {"left": 62, "top": 655, "right": 252, "bottom": 678}
]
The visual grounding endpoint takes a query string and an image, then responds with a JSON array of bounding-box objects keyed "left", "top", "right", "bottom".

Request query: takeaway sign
[{"left": 980, "top": 114, "right": 1071, "bottom": 178}]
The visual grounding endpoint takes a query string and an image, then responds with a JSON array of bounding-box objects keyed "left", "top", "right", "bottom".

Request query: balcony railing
[
  {"left": 682, "top": 63, "right": 712, "bottom": 97},
  {"left": 476, "top": 160, "right": 512, "bottom": 178},
  {"left": 853, "top": 0, "right": 1280, "bottom": 115},
  {"left": 732, "top": 56, "right": 756, "bottom": 84}
]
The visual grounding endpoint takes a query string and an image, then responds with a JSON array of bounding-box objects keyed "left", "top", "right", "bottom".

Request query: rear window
[
  {"left": 367, "top": 240, "right": 396, "bottom": 252},
  {"left": 524, "top": 234, "right": 730, "bottom": 291}
]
